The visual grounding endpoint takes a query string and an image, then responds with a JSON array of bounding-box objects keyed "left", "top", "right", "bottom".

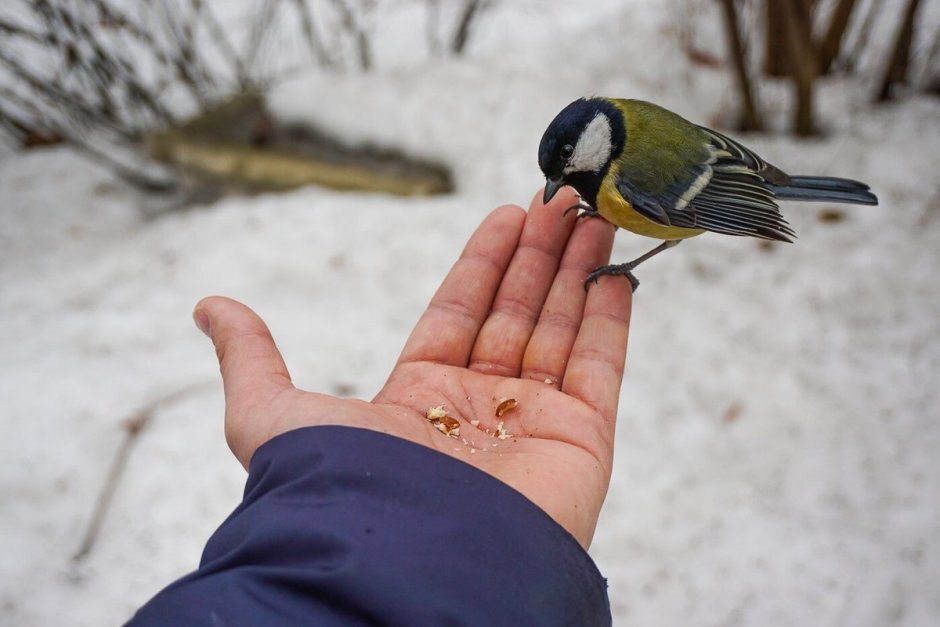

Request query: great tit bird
[{"left": 538, "top": 98, "right": 878, "bottom": 291}]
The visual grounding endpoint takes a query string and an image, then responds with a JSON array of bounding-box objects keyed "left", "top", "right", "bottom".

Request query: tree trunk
[
  {"left": 817, "top": 0, "right": 858, "bottom": 74},
  {"left": 780, "top": 0, "right": 819, "bottom": 135},
  {"left": 764, "top": 1, "right": 789, "bottom": 77},
  {"left": 876, "top": 0, "right": 924, "bottom": 101},
  {"left": 718, "top": 0, "right": 763, "bottom": 131},
  {"left": 924, "top": 23, "right": 940, "bottom": 95}
]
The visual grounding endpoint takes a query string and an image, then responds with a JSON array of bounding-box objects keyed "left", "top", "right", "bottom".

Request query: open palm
[{"left": 194, "top": 189, "right": 632, "bottom": 548}]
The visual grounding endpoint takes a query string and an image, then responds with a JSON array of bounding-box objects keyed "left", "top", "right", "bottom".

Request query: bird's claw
[
  {"left": 564, "top": 201, "right": 601, "bottom": 219},
  {"left": 583, "top": 264, "right": 640, "bottom": 293}
]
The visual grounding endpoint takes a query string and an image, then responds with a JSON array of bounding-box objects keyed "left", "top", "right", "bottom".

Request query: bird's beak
[{"left": 543, "top": 177, "right": 564, "bottom": 204}]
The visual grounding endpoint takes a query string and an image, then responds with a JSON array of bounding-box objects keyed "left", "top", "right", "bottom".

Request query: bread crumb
[{"left": 426, "top": 405, "right": 448, "bottom": 421}]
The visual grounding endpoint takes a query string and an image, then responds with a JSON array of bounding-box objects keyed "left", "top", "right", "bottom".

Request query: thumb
[{"left": 193, "top": 296, "right": 293, "bottom": 463}]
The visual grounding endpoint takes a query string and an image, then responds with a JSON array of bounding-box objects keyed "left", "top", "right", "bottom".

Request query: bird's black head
[{"left": 538, "top": 98, "right": 625, "bottom": 206}]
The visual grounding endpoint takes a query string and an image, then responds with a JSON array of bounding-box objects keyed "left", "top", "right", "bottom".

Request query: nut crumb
[
  {"left": 544, "top": 378, "right": 553, "bottom": 385},
  {"left": 433, "top": 416, "right": 460, "bottom": 437},
  {"left": 494, "top": 420, "right": 511, "bottom": 440},
  {"left": 722, "top": 402, "right": 744, "bottom": 424},
  {"left": 426, "top": 405, "right": 459, "bottom": 438},
  {"left": 470, "top": 419, "right": 480, "bottom": 427},
  {"left": 495, "top": 397, "right": 518, "bottom": 417}
]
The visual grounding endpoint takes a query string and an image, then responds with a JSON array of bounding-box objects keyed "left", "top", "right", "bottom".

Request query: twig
[
  {"left": 243, "top": 0, "right": 281, "bottom": 78},
  {"left": 451, "top": 0, "right": 487, "bottom": 56},
  {"left": 153, "top": 0, "right": 215, "bottom": 106},
  {"left": 180, "top": 0, "right": 219, "bottom": 102},
  {"left": 328, "top": 0, "right": 372, "bottom": 71},
  {"left": 30, "top": 0, "right": 174, "bottom": 130},
  {"left": 79, "top": 0, "right": 180, "bottom": 126},
  {"left": 425, "top": 0, "right": 442, "bottom": 56},
  {"left": 0, "top": 85, "right": 64, "bottom": 144},
  {"left": 34, "top": 0, "right": 126, "bottom": 127},
  {"left": 0, "top": 46, "right": 134, "bottom": 139},
  {"left": 0, "top": 106, "right": 30, "bottom": 143},
  {"left": 72, "top": 383, "right": 210, "bottom": 563},
  {"left": 0, "top": 17, "right": 51, "bottom": 44},
  {"left": 292, "top": 0, "right": 334, "bottom": 69},
  {"left": 197, "top": 0, "right": 253, "bottom": 88},
  {"left": 73, "top": 137, "right": 181, "bottom": 193}
]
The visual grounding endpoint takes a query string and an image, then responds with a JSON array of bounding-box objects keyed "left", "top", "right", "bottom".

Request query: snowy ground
[{"left": 2, "top": 1, "right": 939, "bottom": 625}]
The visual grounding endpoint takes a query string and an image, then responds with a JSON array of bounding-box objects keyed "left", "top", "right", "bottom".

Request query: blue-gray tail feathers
[{"left": 766, "top": 176, "right": 878, "bottom": 205}]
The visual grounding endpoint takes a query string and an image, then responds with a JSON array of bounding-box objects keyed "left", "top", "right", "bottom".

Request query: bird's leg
[{"left": 585, "top": 240, "right": 682, "bottom": 292}]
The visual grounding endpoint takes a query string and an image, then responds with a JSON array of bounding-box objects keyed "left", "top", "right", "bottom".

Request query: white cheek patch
[{"left": 564, "top": 112, "right": 613, "bottom": 174}]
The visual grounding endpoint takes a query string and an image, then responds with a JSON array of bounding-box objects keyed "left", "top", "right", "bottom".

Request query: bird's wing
[{"left": 615, "top": 126, "right": 795, "bottom": 241}]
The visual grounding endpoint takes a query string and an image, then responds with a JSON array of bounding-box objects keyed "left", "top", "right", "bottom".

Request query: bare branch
[
  {"left": 244, "top": 0, "right": 281, "bottom": 77},
  {"left": 425, "top": 0, "right": 443, "bottom": 56},
  {"left": 328, "top": 0, "right": 372, "bottom": 71},
  {"left": 292, "top": 0, "right": 334, "bottom": 68},
  {"left": 0, "top": 46, "right": 133, "bottom": 139},
  {"left": 0, "top": 17, "right": 51, "bottom": 43},
  {"left": 153, "top": 0, "right": 216, "bottom": 106},
  {"left": 197, "top": 0, "right": 253, "bottom": 87},
  {"left": 451, "top": 0, "right": 487, "bottom": 56}
]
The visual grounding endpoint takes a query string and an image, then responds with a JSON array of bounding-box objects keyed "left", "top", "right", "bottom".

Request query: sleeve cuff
[{"left": 129, "top": 425, "right": 610, "bottom": 626}]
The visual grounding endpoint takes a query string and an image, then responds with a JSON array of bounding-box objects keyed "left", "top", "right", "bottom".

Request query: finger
[
  {"left": 521, "top": 216, "right": 616, "bottom": 386},
  {"left": 561, "top": 276, "right": 632, "bottom": 423},
  {"left": 467, "top": 188, "right": 580, "bottom": 377},
  {"left": 193, "top": 296, "right": 294, "bottom": 460},
  {"left": 396, "top": 204, "right": 526, "bottom": 367}
]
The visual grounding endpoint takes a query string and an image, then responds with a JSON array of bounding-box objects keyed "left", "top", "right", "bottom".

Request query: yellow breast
[{"left": 597, "top": 174, "right": 705, "bottom": 240}]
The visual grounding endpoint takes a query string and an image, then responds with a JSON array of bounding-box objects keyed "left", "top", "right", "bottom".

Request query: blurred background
[{"left": 1, "top": 0, "right": 938, "bottom": 624}]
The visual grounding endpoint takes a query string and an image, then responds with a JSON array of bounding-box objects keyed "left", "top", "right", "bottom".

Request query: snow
[{"left": 2, "top": 1, "right": 939, "bottom": 625}]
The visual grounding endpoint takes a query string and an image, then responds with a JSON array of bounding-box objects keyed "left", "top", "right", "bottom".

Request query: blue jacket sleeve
[{"left": 127, "top": 425, "right": 610, "bottom": 626}]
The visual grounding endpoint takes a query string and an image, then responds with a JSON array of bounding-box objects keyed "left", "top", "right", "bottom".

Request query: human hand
[{"left": 193, "top": 189, "right": 632, "bottom": 548}]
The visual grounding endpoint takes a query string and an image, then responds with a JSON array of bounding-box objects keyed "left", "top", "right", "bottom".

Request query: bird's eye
[{"left": 560, "top": 144, "right": 574, "bottom": 159}]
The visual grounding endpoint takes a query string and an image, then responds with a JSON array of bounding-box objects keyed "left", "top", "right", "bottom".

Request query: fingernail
[{"left": 193, "top": 306, "right": 211, "bottom": 337}]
